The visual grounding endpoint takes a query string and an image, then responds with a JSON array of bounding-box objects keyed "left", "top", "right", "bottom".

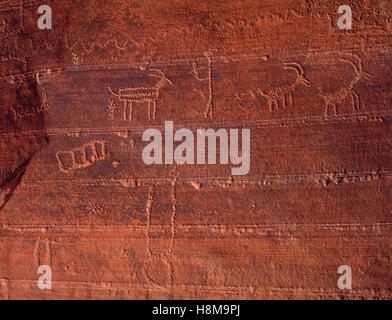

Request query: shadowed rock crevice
[
  {"left": 0, "top": 75, "right": 49, "bottom": 210},
  {"left": 0, "top": 156, "right": 32, "bottom": 210}
]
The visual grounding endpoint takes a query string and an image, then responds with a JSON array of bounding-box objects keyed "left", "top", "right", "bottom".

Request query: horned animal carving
[
  {"left": 108, "top": 68, "right": 172, "bottom": 121},
  {"left": 320, "top": 54, "right": 371, "bottom": 116},
  {"left": 258, "top": 62, "right": 310, "bottom": 112}
]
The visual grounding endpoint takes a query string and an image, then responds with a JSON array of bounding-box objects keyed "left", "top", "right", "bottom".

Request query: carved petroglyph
[
  {"left": 144, "top": 185, "right": 172, "bottom": 286},
  {"left": 7, "top": 68, "right": 61, "bottom": 120},
  {"left": 167, "top": 178, "right": 178, "bottom": 285},
  {"left": 7, "top": 72, "right": 53, "bottom": 120},
  {"left": 145, "top": 186, "right": 154, "bottom": 258},
  {"left": 56, "top": 140, "right": 107, "bottom": 172},
  {"left": 320, "top": 54, "right": 371, "bottom": 116},
  {"left": 236, "top": 61, "right": 309, "bottom": 112},
  {"left": 257, "top": 62, "right": 310, "bottom": 112},
  {"left": 143, "top": 175, "right": 179, "bottom": 286},
  {"left": 35, "top": 68, "right": 62, "bottom": 85},
  {"left": 191, "top": 52, "right": 214, "bottom": 119},
  {"left": 66, "top": 37, "right": 141, "bottom": 56},
  {"left": 34, "top": 239, "right": 52, "bottom": 267},
  {"left": 10, "top": 86, "right": 49, "bottom": 119},
  {"left": 106, "top": 98, "right": 121, "bottom": 121},
  {"left": 108, "top": 68, "right": 172, "bottom": 121}
]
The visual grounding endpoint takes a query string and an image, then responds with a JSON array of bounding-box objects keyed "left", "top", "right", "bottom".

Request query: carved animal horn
[
  {"left": 283, "top": 62, "right": 305, "bottom": 76},
  {"left": 149, "top": 68, "right": 173, "bottom": 85},
  {"left": 108, "top": 86, "right": 120, "bottom": 96}
]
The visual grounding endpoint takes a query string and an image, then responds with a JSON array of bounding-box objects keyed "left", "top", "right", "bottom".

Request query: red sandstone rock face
[
  {"left": 0, "top": 0, "right": 392, "bottom": 299},
  {"left": 0, "top": 72, "right": 48, "bottom": 209}
]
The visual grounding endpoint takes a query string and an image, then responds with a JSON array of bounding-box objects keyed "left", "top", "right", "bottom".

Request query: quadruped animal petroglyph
[
  {"left": 108, "top": 68, "right": 172, "bottom": 121},
  {"left": 258, "top": 62, "right": 310, "bottom": 111},
  {"left": 319, "top": 54, "right": 371, "bottom": 116},
  {"left": 235, "top": 60, "right": 310, "bottom": 112}
]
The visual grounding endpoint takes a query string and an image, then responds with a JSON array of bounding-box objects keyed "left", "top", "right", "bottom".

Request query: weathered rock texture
[{"left": 0, "top": 0, "right": 392, "bottom": 299}]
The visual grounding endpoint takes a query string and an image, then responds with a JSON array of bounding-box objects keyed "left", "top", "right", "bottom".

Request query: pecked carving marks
[
  {"left": 34, "top": 239, "right": 52, "bottom": 267},
  {"left": 56, "top": 140, "right": 107, "bottom": 172},
  {"left": 319, "top": 54, "right": 372, "bottom": 116},
  {"left": 11, "top": 85, "right": 49, "bottom": 119},
  {"left": 234, "top": 60, "right": 310, "bottom": 112},
  {"left": 215, "top": 51, "right": 376, "bottom": 118},
  {"left": 143, "top": 180, "right": 179, "bottom": 287},
  {"left": 108, "top": 68, "right": 172, "bottom": 121},
  {"left": 191, "top": 52, "right": 214, "bottom": 119},
  {"left": 258, "top": 62, "right": 310, "bottom": 112},
  {"left": 143, "top": 186, "right": 169, "bottom": 286},
  {"left": 59, "top": 51, "right": 379, "bottom": 128}
]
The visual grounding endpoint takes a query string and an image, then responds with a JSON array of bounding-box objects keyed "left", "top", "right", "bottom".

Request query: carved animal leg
[
  {"left": 324, "top": 103, "right": 337, "bottom": 117},
  {"left": 122, "top": 101, "right": 126, "bottom": 120},
  {"left": 352, "top": 90, "right": 360, "bottom": 112},
  {"left": 285, "top": 92, "right": 293, "bottom": 107},
  {"left": 272, "top": 98, "right": 279, "bottom": 110},
  {"left": 204, "top": 103, "right": 213, "bottom": 119},
  {"left": 267, "top": 101, "right": 273, "bottom": 112},
  {"left": 123, "top": 101, "right": 129, "bottom": 121},
  {"left": 258, "top": 91, "right": 273, "bottom": 112},
  {"left": 262, "top": 96, "right": 273, "bottom": 112},
  {"left": 149, "top": 100, "right": 157, "bottom": 120},
  {"left": 278, "top": 95, "right": 285, "bottom": 108},
  {"left": 324, "top": 105, "right": 328, "bottom": 116},
  {"left": 275, "top": 95, "right": 282, "bottom": 109},
  {"left": 279, "top": 94, "right": 288, "bottom": 108},
  {"left": 128, "top": 101, "right": 133, "bottom": 121},
  {"left": 153, "top": 100, "right": 157, "bottom": 119}
]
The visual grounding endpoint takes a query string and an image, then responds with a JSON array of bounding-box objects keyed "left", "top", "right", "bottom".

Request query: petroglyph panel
[
  {"left": 213, "top": 49, "right": 391, "bottom": 121},
  {"left": 36, "top": 48, "right": 392, "bottom": 130},
  {"left": 56, "top": 140, "right": 107, "bottom": 172},
  {"left": 13, "top": 118, "right": 392, "bottom": 183},
  {"left": 2, "top": 0, "right": 392, "bottom": 301}
]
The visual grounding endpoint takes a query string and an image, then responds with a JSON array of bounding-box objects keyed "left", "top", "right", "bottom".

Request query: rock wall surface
[{"left": 0, "top": 0, "right": 391, "bottom": 299}]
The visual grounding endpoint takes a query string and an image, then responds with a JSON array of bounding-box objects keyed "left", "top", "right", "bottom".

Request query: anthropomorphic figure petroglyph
[{"left": 191, "top": 52, "right": 214, "bottom": 119}]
